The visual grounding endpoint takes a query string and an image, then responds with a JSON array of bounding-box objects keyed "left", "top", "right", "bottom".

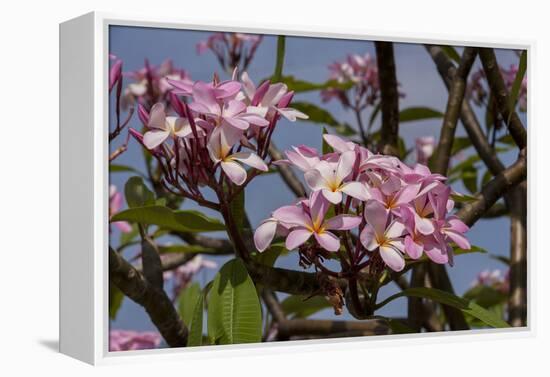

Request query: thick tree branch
[
  {"left": 375, "top": 41, "right": 400, "bottom": 157},
  {"left": 507, "top": 182, "right": 527, "bottom": 326},
  {"left": 277, "top": 318, "right": 390, "bottom": 338},
  {"left": 478, "top": 48, "right": 528, "bottom": 149},
  {"left": 109, "top": 247, "right": 188, "bottom": 347},
  {"left": 456, "top": 150, "right": 527, "bottom": 227},
  {"left": 268, "top": 143, "right": 306, "bottom": 197},
  {"left": 425, "top": 44, "right": 506, "bottom": 177},
  {"left": 433, "top": 47, "right": 478, "bottom": 175}
]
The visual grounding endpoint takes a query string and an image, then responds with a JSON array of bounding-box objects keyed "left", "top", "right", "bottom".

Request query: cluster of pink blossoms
[
  {"left": 163, "top": 255, "right": 217, "bottom": 299},
  {"left": 321, "top": 53, "right": 380, "bottom": 109},
  {"left": 130, "top": 71, "right": 307, "bottom": 190},
  {"left": 254, "top": 134, "right": 471, "bottom": 272},
  {"left": 122, "top": 58, "right": 192, "bottom": 110},
  {"left": 471, "top": 268, "right": 510, "bottom": 294},
  {"left": 196, "top": 33, "right": 263, "bottom": 73},
  {"left": 467, "top": 64, "right": 527, "bottom": 112},
  {"left": 109, "top": 330, "right": 162, "bottom": 351}
]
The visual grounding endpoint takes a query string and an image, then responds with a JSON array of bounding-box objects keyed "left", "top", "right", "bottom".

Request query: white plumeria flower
[
  {"left": 304, "top": 151, "right": 370, "bottom": 204},
  {"left": 143, "top": 103, "right": 192, "bottom": 149},
  {"left": 207, "top": 127, "right": 268, "bottom": 186}
]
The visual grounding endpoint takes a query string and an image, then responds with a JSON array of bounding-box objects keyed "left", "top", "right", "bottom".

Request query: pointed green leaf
[
  {"left": 399, "top": 107, "right": 444, "bottom": 123},
  {"left": 376, "top": 287, "right": 510, "bottom": 328},
  {"left": 207, "top": 259, "right": 262, "bottom": 344},
  {"left": 178, "top": 283, "right": 201, "bottom": 327},
  {"left": 441, "top": 45, "right": 461, "bottom": 64},
  {"left": 187, "top": 291, "right": 205, "bottom": 347},
  {"left": 111, "top": 206, "right": 225, "bottom": 232},
  {"left": 291, "top": 101, "right": 357, "bottom": 136}
]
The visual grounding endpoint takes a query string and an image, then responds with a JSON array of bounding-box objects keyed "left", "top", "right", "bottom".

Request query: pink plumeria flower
[
  {"left": 109, "top": 185, "right": 132, "bottom": 233},
  {"left": 143, "top": 103, "right": 193, "bottom": 149},
  {"left": 240, "top": 72, "right": 308, "bottom": 121},
  {"left": 304, "top": 151, "right": 369, "bottom": 204},
  {"left": 253, "top": 217, "right": 290, "bottom": 252},
  {"left": 275, "top": 145, "right": 321, "bottom": 172},
  {"left": 369, "top": 180, "right": 421, "bottom": 216},
  {"left": 109, "top": 330, "right": 162, "bottom": 351},
  {"left": 323, "top": 134, "right": 358, "bottom": 154},
  {"left": 189, "top": 81, "right": 269, "bottom": 131},
  {"left": 415, "top": 136, "right": 435, "bottom": 165},
  {"left": 274, "top": 191, "right": 361, "bottom": 252},
  {"left": 360, "top": 200, "right": 407, "bottom": 272},
  {"left": 207, "top": 127, "right": 268, "bottom": 185}
]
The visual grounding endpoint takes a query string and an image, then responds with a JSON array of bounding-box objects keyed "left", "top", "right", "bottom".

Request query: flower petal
[
  {"left": 360, "top": 225, "right": 379, "bottom": 251},
  {"left": 364, "top": 200, "right": 389, "bottom": 237},
  {"left": 285, "top": 228, "right": 312, "bottom": 250},
  {"left": 220, "top": 160, "right": 247, "bottom": 185},
  {"left": 445, "top": 230, "right": 471, "bottom": 250},
  {"left": 339, "top": 181, "right": 370, "bottom": 201},
  {"left": 148, "top": 103, "right": 167, "bottom": 130},
  {"left": 335, "top": 151, "right": 355, "bottom": 183},
  {"left": 273, "top": 206, "right": 310, "bottom": 228},
  {"left": 415, "top": 213, "right": 435, "bottom": 235},
  {"left": 404, "top": 236, "right": 423, "bottom": 259},
  {"left": 230, "top": 152, "right": 268, "bottom": 171},
  {"left": 254, "top": 219, "right": 278, "bottom": 252},
  {"left": 276, "top": 107, "right": 308, "bottom": 121},
  {"left": 325, "top": 215, "right": 361, "bottom": 231},
  {"left": 379, "top": 245, "right": 405, "bottom": 272},
  {"left": 314, "top": 232, "right": 340, "bottom": 252},
  {"left": 322, "top": 189, "right": 342, "bottom": 204},
  {"left": 304, "top": 169, "right": 330, "bottom": 191},
  {"left": 143, "top": 130, "right": 170, "bottom": 149}
]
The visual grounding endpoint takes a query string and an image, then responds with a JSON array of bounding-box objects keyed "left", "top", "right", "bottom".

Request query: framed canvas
[{"left": 59, "top": 12, "right": 532, "bottom": 365}]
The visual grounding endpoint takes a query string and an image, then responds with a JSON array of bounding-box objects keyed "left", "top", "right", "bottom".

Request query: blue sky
[{"left": 108, "top": 25, "right": 526, "bottom": 333}]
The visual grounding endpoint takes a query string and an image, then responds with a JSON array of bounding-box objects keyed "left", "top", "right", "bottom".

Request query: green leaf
[
  {"left": 322, "top": 127, "right": 333, "bottom": 155},
  {"left": 441, "top": 45, "right": 461, "bottom": 64},
  {"left": 387, "top": 319, "right": 416, "bottom": 334},
  {"left": 277, "top": 75, "right": 354, "bottom": 93},
  {"left": 158, "top": 244, "right": 219, "bottom": 254},
  {"left": 119, "top": 223, "right": 139, "bottom": 244},
  {"left": 376, "top": 287, "right": 510, "bottom": 328},
  {"left": 281, "top": 295, "right": 331, "bottom": 319},
  {"left": 178, "top": 283, "right": 201, "bottom": 327},
  {"left": 399, "top": 107, "right": 444, "bottom": 123},
  {"left": 109, "top": 284, "right": 124, "bottom": 320},
  {"left": 272, "top": 36, "right": 286, "bottom": 82},
  {"left": 291, "top": 101, "right": 357, "bottom": 136},
  {"left": 111, "top": 206, "right": 225, "bottom": 233},
  {"left": 207, "top": 259, "right": 262, "bottom": 345},
  {"left": 462, "top": 165, "right": 478, "bottom": 194},
  {"left": 187, "top": 291, "right": 205, "bottom": 347},
  {"left": 450, "top": 137, "right": 472, "bottom": 156},
  {"left": 254, "top": 242, "right": 288, "bottom": 267},
  {"left": 463, "top": 285, "right": 507, "bottom": 309},
  {"left": 508, "top": 50, "right": 527, "bottom": 119},
  {"left": 124, "top": 176, "right": 155, "bottom": 208},
  {"left": 110, "top": 164, "right": 145, "bottom": 176}
]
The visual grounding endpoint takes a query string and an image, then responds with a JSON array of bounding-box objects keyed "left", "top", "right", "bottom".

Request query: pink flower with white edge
[
  {"left": 304, "top": 151, "right": 369, "bottom": 204},
  {"left": 143, "top": 103, "right": 193, "bottom": 149},
  {"left": 207, "top": 127, "right": 268, "bottom": 185},
  {"left": 253, "top": 217, "right": 290, "bottom": 252},
  {"left": 273, "top": 191, "right": 362, "bottom": 252},
  {"left": 323, "top": 134, "right": 358, "bottom": 154},
  {"left": 360, "top": 200, "right": 407, "bottom": 272},
  {"left": 240, "top": 72, "right": 308, "bottom": 122},
  {"left": 189, "top": 81, "right": 269, "bottom": 131},
  {"left": 109, "top": 185, "right": 132, "bottom": 233},
  {"left": 275, "top": 145, "right": 321, "bottom": 172}
]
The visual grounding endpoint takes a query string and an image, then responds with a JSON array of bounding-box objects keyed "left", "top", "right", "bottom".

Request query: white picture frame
[{"left": 59, "top": 11, "right": 534, "bottom": 365}]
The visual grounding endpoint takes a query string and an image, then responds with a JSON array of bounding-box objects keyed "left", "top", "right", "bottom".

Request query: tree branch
[
  {"left": 109, "top": 247, "right": 188, "bottom": 347},
  {"left": 375, "top": 41, "right": 400, "bottom": 156},
  {"left": 433, "top": 47, "right": 478, "bottom": 175},
  {"left": 456, "top": 150, "right": 527, "bottom": 227},
  {"left": 478, "top": 48, "right": 528, "bottom": 149}
]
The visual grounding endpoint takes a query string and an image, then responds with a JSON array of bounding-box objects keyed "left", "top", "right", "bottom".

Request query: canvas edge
[{"left": 58, "top": 10, "right": 536, "bottom": 366}]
